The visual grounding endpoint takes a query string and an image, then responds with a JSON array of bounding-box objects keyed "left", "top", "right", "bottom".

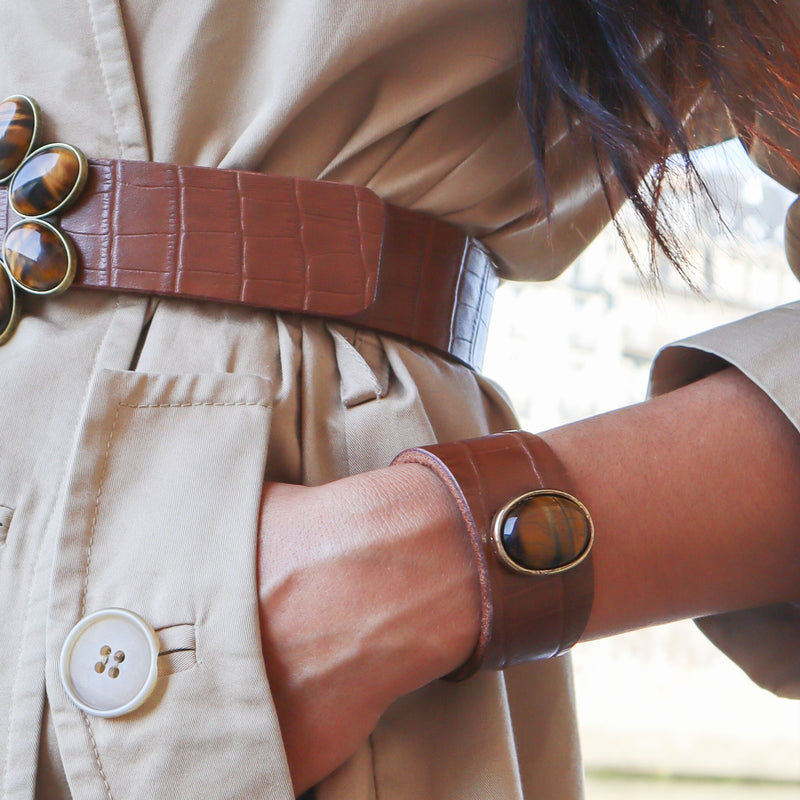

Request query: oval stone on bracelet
[
  {"left": 3, "top": 219, "right": 76, "bottom": 296},
  {"left": 491, "top": 490, "right": 593, "bottom": 575},
  {"left": 9, "top": 142, "right": 87, "bottom": 218},
  {"left": 0, "top": 95, "right": 39, "bottom": 184}
]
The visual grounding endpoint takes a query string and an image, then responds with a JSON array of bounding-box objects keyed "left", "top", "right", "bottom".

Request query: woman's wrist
[
  {"left": 300, "top": 462, "right": 483, "bottom": 695},
  {"left": 370, "top": 462, "right": 483, "bottom": 685},
  {"left": 258, "top": 463, "right": 482, "bottom": 706}
]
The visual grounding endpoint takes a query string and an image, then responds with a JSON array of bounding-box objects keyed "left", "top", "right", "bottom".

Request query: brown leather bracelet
[{"left": 393, "top": 431, "right": 594, "bottom": 679}]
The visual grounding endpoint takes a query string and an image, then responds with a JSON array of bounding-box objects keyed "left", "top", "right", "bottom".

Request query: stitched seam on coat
[
  {"left": 1, "top": 298, "right": 122, "bottom": 797},
  {"left": 85, "top": 0, "right": 124, "bottom": 158},
  {"left": 82, "top": 712, "right": 113, "bottom": 800},
  {"left": 80, "top": 397, "right": 270, "bottom": 618},
  {"left": 118, "top": 400, "right": 272, "bottom": 409},
  {"left": 78, "top": 401, "right": 120, "bottom": 796},
  {"left": 80, "top": 404, "right": 121, "bottom": 619}
]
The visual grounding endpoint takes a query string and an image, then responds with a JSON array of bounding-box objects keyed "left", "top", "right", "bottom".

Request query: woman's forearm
[
  {"left": 257, "top": 366, "right": 800, "bottom": 790},
  {"left": 541, "top": 367, "right": 800, "bottom": 640}
]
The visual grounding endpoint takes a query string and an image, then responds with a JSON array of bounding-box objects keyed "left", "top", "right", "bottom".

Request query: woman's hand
[{"left": 256, "top": 464, "right": 480, "bottom": 794}]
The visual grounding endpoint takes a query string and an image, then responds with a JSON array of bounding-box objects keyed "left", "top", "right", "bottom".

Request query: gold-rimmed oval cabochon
[
  {"left": 9, "top": 142, "right": 87, "bottom": 218},
  {"left": 3, "top": 219, "right": 75, "bottom": 296},
  {"left": 495, "top": 491, "right": 592, "bottom": 573},
  {"left": 0, "top": 95, "right": 38, "bottom": 185},
  {"left": 0, "top": 263, "right": 19, "bottom": 344}
]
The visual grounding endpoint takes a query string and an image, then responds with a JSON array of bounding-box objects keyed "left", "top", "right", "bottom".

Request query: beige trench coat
[{"left": 0, "top": 1, "right": 798, "bottom": 798}]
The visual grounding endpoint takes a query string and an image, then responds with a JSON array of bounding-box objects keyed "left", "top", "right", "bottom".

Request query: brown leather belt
[{"left": 0, "top": 159, "right": 498, "bottom": 370}]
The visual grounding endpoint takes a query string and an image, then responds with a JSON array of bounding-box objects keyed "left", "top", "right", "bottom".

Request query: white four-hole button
[{"left": 60, "top": 608, "right": 160, "bottom": 718}]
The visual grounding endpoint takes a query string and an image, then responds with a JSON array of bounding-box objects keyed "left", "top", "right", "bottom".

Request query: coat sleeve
[{"left": 648, "top": 304, "right": 800, "bottom": 699}]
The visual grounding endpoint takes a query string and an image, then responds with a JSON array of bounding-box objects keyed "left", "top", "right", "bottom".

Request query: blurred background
[{"left": 483, "top": 140, "right": 800, "bottom": 799}]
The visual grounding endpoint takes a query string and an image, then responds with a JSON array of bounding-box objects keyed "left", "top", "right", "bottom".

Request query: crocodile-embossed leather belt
[
  {"left": 0, "top": 156, "right": 499, "bottom": 369},
  {"left": 0, "top": 94, "right": 498, "bottom": 368}
]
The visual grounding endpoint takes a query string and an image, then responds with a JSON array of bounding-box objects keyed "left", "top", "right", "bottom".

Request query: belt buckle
[{"left": 0, "top": 95, "right": 87, "bottom": 344}]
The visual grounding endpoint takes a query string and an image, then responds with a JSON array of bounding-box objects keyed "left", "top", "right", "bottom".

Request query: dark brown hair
[{"left": 522, "top": 0, "right": 800, "bottom": 278}]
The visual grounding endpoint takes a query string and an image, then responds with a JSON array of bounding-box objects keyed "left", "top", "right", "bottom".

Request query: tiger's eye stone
[
  {"left": 0, "top": 96, "right": 36, "bottom": 182},
  {"left": 499, "top": 493, "right": 591, "bottom": 572},
  {"left": 4, "top": 221, "right": 72, "bottom": 294},
  {"left": 0, "top": 266, "right": 17, "bottom": 342},
  {"left": 10, "top": 144, "right": 83, "bottom": 217}
]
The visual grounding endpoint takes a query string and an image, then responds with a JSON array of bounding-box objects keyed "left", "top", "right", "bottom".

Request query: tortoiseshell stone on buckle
[
  {"left": 10, "top": 143, "right": 87, "bottom": 217},
  {"left": 4, "top": 219, "right": 76, "bottom": 296},
  {"left": 0, "top": 95, "right": 39, "bottom": 184},
  {"left": 0, "top": 95, "right": 86, "bottom": 344}
]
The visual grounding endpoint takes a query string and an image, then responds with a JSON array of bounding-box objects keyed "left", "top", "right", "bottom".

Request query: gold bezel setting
[
  {"left": 491, "top": 489, "right": 594, "bottom": 576},
  {"left": 0, "top": 262, "right": 20, "bottom": 344},
  {"left": 3, "top": 218, "right": 77, "bottom": 297},
  {"left": 9, "top": 141, "right": 88, "bottom": 218}
]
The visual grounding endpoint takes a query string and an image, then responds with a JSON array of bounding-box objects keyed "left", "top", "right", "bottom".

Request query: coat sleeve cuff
[
  {"left": 648, "top": 300, "right": 800, "bottom": 435},
  {"left": 648, "top": 301, "right": 800, "bottom": 699}
]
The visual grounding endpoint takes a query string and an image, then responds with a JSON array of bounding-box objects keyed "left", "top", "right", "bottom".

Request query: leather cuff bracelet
[{"left": 393, "top": 431, "right": 594, "bottom": 679}]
